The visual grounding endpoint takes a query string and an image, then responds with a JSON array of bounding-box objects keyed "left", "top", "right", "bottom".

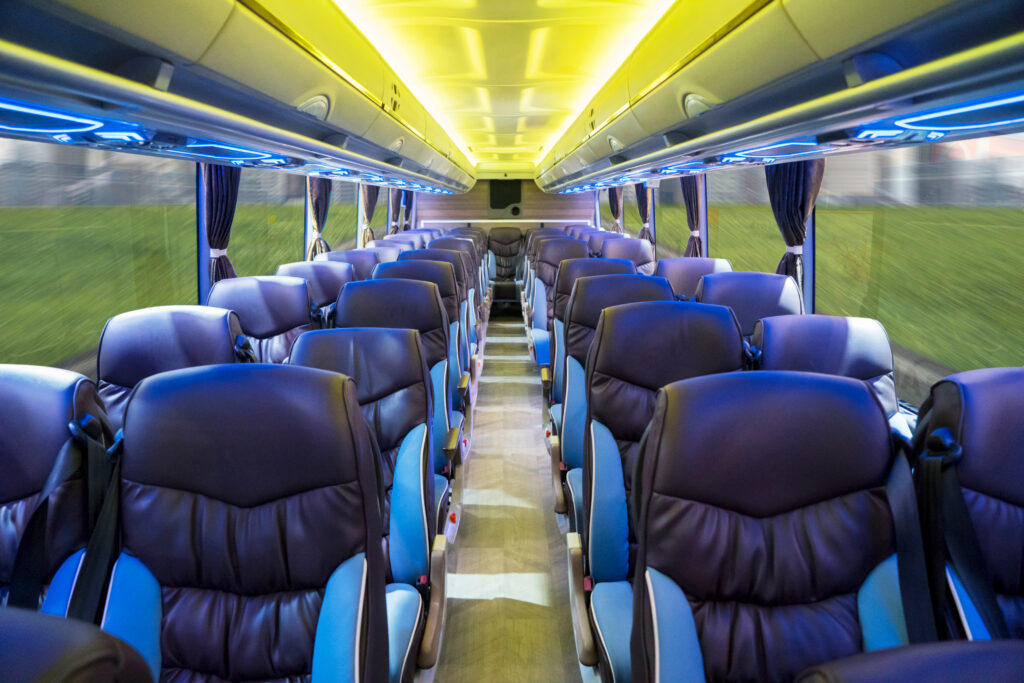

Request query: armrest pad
[
  {"left": 443, "top": 426, "right": 461, "bottom": 462},
  {"left": 540, "top": 366, "right": 551, "bottom": 384},
  {"left": 458, "top": 372, "right": 471, "bottom": 392},
  {"left": 567, "top": 533, "right": 597, "bottom": 666},
  {"left": 540, "top": 365, "right": 552, "bottom": 403},
  {"left": 550, "top": 436, "right": 565, "bottom": 513},
  {"left": 417, "top": 536, "right": 448, "bottom": 668}
]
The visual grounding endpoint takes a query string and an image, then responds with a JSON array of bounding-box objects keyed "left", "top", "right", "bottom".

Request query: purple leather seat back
[
  {"left": 206, "top": 276, "right": 315, "bottom": 364},
  {"left": 275, "top": 261, "right": 355, "bottom": 308},
  {"left": 587, "top": 232, "right": 625, "bottom": 257},
  {"left": 654, "top": 257, "right": 733, "bottom": 299},
  {"left": 373, "top": 260, "right": 460, "bottom": 326},
  {"left": 399, "top": 248, "right": 469, "bottom": 304},
  {"left": 448, "top": 228, "right": 487, "bottom": 258},
  {"left": 363, "top": 245, "right": 403, "bottom": 262},
  {"left": 755, "top": 314, "right": 897, "bottom": 416},
  {"left": 912, "top": 367, "right": 1024, "bottom": 636},
  {"left": 97, "top": 305, "right": 245, "bottom": 428},
  {"left": 563, "top": 274, "right": 674, "bottom": 366},
  {"left": 635, "top": 371, "right": 895, "bottom": 681},
  {"left": 0, "top": 365, "right": 104, "bottom": 590},
  {"left": 316, "top": 250, "right": 380, "bottom": 281},
  {"left": 429, "top": 237, "right": 478, "bottom": 276},
  {"left": 696, "top": 271, "right": 804, "bottom": 336},
  {"left": 535, "top": 238, "right": 589, "bottom": 323},
  {"left": 120, "top": 364, "right": 387, "bottom": 681},
  {"left": 585, "top": 301, "right": 744, "bottom": 558},
  {"left": 524, "top": 228, "right": 566, "bottom": 258},
  {"left": 553, "top": 258, "right": 636, "bottom": 322},
  {"left": 601, "top": 237, "right": 656, "bottom": 275},
  {"left": 383, "top": 233, "right": 425, "bottom": 250},
  {"left": 335, "top": 279, "right": 448, "bottom": 368},
  {"left": 488, "top": 227, "right": 523, "bottom": 280}
]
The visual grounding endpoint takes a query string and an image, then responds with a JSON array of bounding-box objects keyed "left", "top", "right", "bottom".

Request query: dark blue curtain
[
  {"left": 635, "top": 182, "right": 653, "bottom": 242},
  {"left": 681, "top": 175, "right": 702, "bottom": 257},
  {"left": 306, "top": 176, "right": 332, "bottom": 259},
  {"left": 765, "top": 158, "right": 825, "bottom": 289},
  {"left": 360, "top": 184, "right": 380, "bottom": 243},
  {"left": 402, "top": 189, "right": 415, "bottom": 230},
  {"left": 200, "top": 163, "right": 241, "bottom": 284},
  {"left": 387, "top": 188, "right": 403, "bottom": 235},
  {"left": 608, "top": 186, "right": 623, "bottom": 232}
]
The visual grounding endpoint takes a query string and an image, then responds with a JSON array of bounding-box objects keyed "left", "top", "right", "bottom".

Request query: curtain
[
  {"left": 305, "top": 177, "right": 332, "bottom": 259},
  {"left": 765, "top": 158, "right": 825, "bottom": 289},
  {"left": 635, "top": 182, "right": 653, "bottom": 242},
  {"left": 200, "top": 163, "right": 241, "bottom": 284},
  {"left": 680, "top": 175, "right": 702, "bottom": 257},
  {"left": 387, "top": 187, "right": 403, "bottom": 235},
  {"left": 402, "top": 189, "right": 415, "bottom": 230},
  {"left": 608, "top": 186, "right": 623, "bottom": 233},
  {"left": 360, "top": 184, "right": 380, "bottom": 243}
]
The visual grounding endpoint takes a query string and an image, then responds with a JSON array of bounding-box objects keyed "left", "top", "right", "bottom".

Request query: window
[
  {"left": 817, "top": 137, "right": 1024, "bottom": 403},
  {"left": 366, "top": 186, "right": 388, "bottom": 240},
  {"left": 707, "top": 166, "right": 783, "bottom": 274},
  {"left": 326, "top": 180, "right": 358, "bottom": 251},
  {"left": 655, "top": 179, "right": 690, "bottom": 259},
  {"left": 599, "top": 187, "right": 642, "bottom": 236},
  {"left": 0, "top": 139, "right": 196, "bottom": 371},
  {"left": 229, "top": 170, "right": 304, "bottom": 275}
]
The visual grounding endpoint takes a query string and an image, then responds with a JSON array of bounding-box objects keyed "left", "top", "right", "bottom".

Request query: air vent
[
  {"left": 608, "top": 135, "right": 624, "bottom": 152},
  {"left": 682, "top": 93, "right": 714, "bottom": 118},
  {"left": 297, "top": 95, "right": 330, "bottom": 121}
]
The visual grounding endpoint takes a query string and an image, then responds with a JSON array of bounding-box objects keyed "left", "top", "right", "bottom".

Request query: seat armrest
[
  {"left": 458, "top": 372, "right": 472, "bottom": 409},
  {"left": 540, "top": 366, "right": 551, "bottom": 403},
  {"left": 443, "top": 426, "right": 461, "bottom": 463},
  {"left": 567, "top": 533, "right": 597, "bottom": 666},
  {"left": 550, "top": 436, "right": 565, "bottom": 513},
  {"left": 417, "top": 536, "right": 448, "bottom": 668}
]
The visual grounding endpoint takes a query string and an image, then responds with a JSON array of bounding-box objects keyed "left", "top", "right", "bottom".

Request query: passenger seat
[
  {"left": 528, "top": 238, "right": 588, "bottom": 367},
  {"left": 315, "top": 249, "right": 380, "bottom": 280},
  {"left": 600, "top": 237, "right": 656, "bottom": 275},
  {"left": 275, "top": 260, "right": 356, "bottom": 326},
  {"left": 654, "top": 257, "right": 732, "bottom": 299},
  {"left": 695, "top": 271, "right": 803, "bottom": 337}
]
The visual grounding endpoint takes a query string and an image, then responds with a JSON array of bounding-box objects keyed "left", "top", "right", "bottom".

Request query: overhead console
[
  {"left": 0, "top": 0, "right": 475, "bottom": 193},
  {"left": 536, "top": 0, "right": 1024, "bottom": 193}
]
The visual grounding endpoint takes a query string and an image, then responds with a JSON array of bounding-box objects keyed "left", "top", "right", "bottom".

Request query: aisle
[{"left": 433, "top": 310, "right": 581, "bottom": 682}]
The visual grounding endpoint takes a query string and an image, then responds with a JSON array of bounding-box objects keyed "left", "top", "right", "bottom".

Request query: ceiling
[{"left": 333, "top": 0, "right": 675, "bottom": 177}]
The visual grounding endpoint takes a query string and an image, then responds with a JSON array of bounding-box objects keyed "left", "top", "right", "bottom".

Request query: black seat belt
[{"left": 887, "top": 440, "right": 939, "bottom": 644}]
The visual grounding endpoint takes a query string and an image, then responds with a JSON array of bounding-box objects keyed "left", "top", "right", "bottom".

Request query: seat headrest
[
  {"left": 383, "top": 233, "right": 425, "bottom": 250},
  {"left": 654, "top": 257, "right": 733, "bottom": 298},
  {"left": 587, "top": 232, "right": 625, "bottom": 255},
  {"left": 335, "top": 279, "right": 448, "bottom": 367},
  {"left": 363, "top": 244, "right": 404, "bottom": 261},
  {"left": 122, "top": 364, "right": 371, "bottom": 508},
  {"left": 398, "top": 248, "right": 469, "bottom": 299},
  {"left": 553, "top": 258, "right": 636, "bottom": 320},
  {"left": 600, "top": 237, "right": 655, "bottom": 273},
  {"left": 373, "top": 260, "right": 460, "bottom": 324},
  {"left": 696, "top": 272, "right": 803, "bottom": 336},
  {"left": 914, "top": 367, "right": 1024, "bottom": 507},
  {"left": 315, "top": 250, "right": 380, "bottom": 280},
  {"left": 646, "top": 371, "right": 891, "bottom": 518},
  {"left": 0, "top": 365, "right": 103, "bottom": 502},
  {"left": 564, "top": 274, "right": 674, "bottom": 363},
  {"left": 275, "top": 261, "right": 355, "bottom": 306},
  {"left": 489, "top": 227, "right": 523, "bottom": 246},
  {"left": 206, "top": 276, "right": 313, "bottom": 338},
  {"left": 429, "top": 237, "right": 476, "bottom": 259},
  {"left": 754, "top": 315, "right": 896, "bottom": 415},
  {"left": 97, "top": 305, "right": 244, "bottom": 390},
  {"left": 536, "top": 239, "right": 588, "bottom": 283}
]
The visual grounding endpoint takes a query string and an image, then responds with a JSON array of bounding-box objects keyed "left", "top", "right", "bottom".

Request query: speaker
[{"left": 488, "top": 180, "right": 522, "bottom": 218}]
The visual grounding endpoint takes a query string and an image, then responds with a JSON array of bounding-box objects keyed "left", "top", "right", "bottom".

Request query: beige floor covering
[{"left": 433, "top": 312, "right": 582, "bottom": 682}]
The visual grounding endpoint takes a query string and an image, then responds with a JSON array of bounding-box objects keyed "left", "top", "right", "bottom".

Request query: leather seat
[
  {"left": 488, "top": 226, "right": 523, "bottom": 285},
  {"left": 384, "top": 233, "right": 426, "bottom": 250},
  {"left": 523, "top": 234, "right": 572, "bottom": 326},
  {"left": 275, "top": 260, "right": 356, "bottom": 327},
  {"left": 572, "top": 301, "right": 744, "bottom": 680},
  {"left": 363, "top": 245, "right": 404, "bottom": 262},
  {"left": 600, "top": 237, "right": 656, "bottom": 275},
  {"left": 549, "top": 258, "right": 636, "bottom": 410},
  {"left": 429, "top": 237, "right": 484, "bottom": 345},
  {"left": 911, "top": 367, "right": 1024, "bottom": 641},
  {"left": 0, "top": 608, "right": 153, "bottom": 681},
  {"left": 100, "top": 364, "right": 391, "bottom": 681},
  {"left": 96, "top": 305, "right": 249, "bottom": 429},
  {"left": 399, "top": 248, "right": 476, "bottom": 370},
  {"left": 555, "top": 274, "right": 673, "bottom": 520},
  {"left": 206, "top": 275, "right": 316, "bottom": 363},
  {"left": 696, "top": 271, "right": 804, "bottom": 337},
  {"left": 316, "top": 249, "right": 381, "bottom": 280},
  {"left": 529, "top": 238, "right": 588, "bottom": 367},
  {"left": 587, "top": 232, "right": 625, "bottom": 258},
  {"left": 334, "top": 279, "right": 464, "bottom": 482},
  {"left": 631, "top": 371, "right": 930, "bottom": 681},
  {"left": 653, "top": 257, "right": 732, "bottom": 299},
  {"left": 0, "top": 365, "right": 111, "bottom": 613},
  {"left": 795, "top": 641, "right": 1024, "bottom": 683},
  {"left": 753, "top": 314, "right": 908, "bottom": 437}
]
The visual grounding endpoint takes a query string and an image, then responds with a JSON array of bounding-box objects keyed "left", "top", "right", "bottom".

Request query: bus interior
[{"left": 1, "top": 0, "right": 1023, "bottom": 681}]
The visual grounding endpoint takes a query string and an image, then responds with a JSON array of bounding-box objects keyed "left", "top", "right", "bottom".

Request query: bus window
[
  {"left": 817, "top": 136, "right": 1024, "bottom": 403},
  {"left": 0, "top": 139, "right": 195, "bottom": 372},
  {"left": 229, "top": 172, "right": 304, "bottom": 276},
  {"left": 327, "top": 180, "right": 358, "bottom": 252},
  {"left": 707, "top": 166, "right": 783, "bottom": 274}
]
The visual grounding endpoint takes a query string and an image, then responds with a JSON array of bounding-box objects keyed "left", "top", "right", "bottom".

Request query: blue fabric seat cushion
[
  {"left": 386, "top": 583, "right": 423, "bottom": 683},
  {"left": 591, "top": 580, "right": 633, "bottom": 683}
]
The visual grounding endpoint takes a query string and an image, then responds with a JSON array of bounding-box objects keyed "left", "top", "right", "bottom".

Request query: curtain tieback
[
  {"left": 786, "top": 245, "right": 804, "bottom": 255},
  {"left": 210, "top": 248, "right": 228, "bottom": 258},
  {"left": 690, "top": 230, "right": 700, "bottom": 237}
]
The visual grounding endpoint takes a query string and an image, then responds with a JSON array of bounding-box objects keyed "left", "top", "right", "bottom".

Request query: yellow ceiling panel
[{"left": 333, "top": 0, "right": 675, "bottom": 174}]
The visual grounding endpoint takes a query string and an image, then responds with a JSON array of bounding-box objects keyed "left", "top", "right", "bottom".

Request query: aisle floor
[{"left": 433, "top": 310, "right": 582, "bottom": 682}]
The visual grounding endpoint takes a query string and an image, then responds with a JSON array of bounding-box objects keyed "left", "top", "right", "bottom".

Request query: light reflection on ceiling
[{"left": 333, "top": 0, "right": 675, "bottom": 174}]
